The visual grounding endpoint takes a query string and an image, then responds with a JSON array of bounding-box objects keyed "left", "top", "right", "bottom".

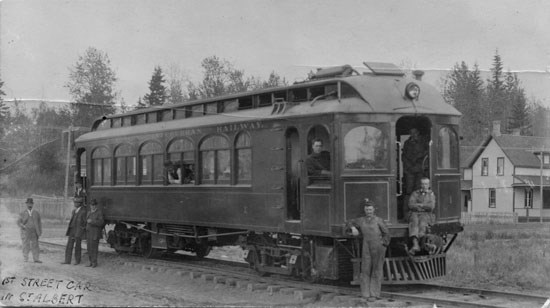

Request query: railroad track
[{"left": 39, "top": 239, "right": 549, "bottom": 307}]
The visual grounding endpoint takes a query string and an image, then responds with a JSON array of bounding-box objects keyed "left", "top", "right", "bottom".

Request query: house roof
[
  {"left": 463, "top": 134, "right": 550, "bottom": 169},
  {"left": 494, "top": 135, "right": 550, "bottom": 168},
  {"left": 512, "top": 175, "right": 550, "bottom": 187}
]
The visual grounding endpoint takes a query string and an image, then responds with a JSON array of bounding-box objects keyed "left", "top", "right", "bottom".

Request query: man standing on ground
[
  {"left": 17, "top": 198, "right": 42, "bottom": 263},
  {"left": 86, "top": 199, "right": 104, "bottom": 268},
  {"left": 62, "top": 197, "right": 87, "bottom": 265}
]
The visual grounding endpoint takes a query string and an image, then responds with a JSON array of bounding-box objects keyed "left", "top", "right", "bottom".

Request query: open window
[{"left": 306, "top": 125, "right": 331, "bottom": 186}]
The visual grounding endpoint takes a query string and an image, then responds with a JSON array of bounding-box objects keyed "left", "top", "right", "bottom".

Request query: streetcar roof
[{"left": 77, "top": 73, "right": 460, "bottom": 143}]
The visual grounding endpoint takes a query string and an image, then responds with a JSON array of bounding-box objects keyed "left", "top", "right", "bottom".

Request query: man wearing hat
[
  {"left": 346, "top": 198, "right": 390, "bottom": 302},
  {"left": 86, "top": 199, "right": 104, "bottom": 268},
  {"left": 62, "top": 197, "right": 87, "bottom": 265},
  {"left": 17, "top": 198, "right": 42, "bottom": 263}
]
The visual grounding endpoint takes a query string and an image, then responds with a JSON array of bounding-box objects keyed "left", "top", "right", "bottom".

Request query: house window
[
  {"left": 544, "top": 189, "right": 550, "bottom": 209},
  {"left": 481, "top": 158, "right": 489, "bottom": 176},
  {"left": 544, "top": 153, "right": 550, "bottom": 165},
  {"left": 524, "top": 188, "right": 533, "bottom": 208},
  {"left": 497, "top": 157, "right": 504, "bottom": 176},
  {"left": 489, "top": 188, "right": 496, "bottom": 208}
]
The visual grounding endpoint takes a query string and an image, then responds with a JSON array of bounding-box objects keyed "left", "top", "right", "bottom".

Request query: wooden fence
[
  {"left": 461, "top": 211, "right": 518, "bottom": 224},
  {"left": 0, "top": 198, "right": 72, "bottom": 221}
]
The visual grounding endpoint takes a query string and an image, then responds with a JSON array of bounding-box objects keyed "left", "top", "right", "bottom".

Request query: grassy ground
[{"left": 435, "top": 223, "right": 550, "bottom": 294}]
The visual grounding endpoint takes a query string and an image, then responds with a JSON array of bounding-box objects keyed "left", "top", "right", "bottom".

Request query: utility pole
[
  {"left": 64, "top": 127, "right": 73, "bottom": 201},
  {"left": 540, "top": 146, "right": 545, "bottom": 223}
]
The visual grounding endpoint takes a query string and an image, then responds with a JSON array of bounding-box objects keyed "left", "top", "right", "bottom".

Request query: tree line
[
  {"left": 0, "top": 47, "right": 548, "bottom": 196},
  {"left": 442, "top": 50, "right": 549, "bottom": 146}
]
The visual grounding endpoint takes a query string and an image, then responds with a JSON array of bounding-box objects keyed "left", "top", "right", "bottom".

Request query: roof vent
[
  {"left": 363, "top": 62, "right": 404, "bottom": 76},
  {"left": 310, "top": 65, "right": 357, "bottom": 79}
]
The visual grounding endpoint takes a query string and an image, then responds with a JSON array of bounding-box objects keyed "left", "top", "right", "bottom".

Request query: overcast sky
[{"left": 1, "top": 0, "right": 549, "bottom": 106}]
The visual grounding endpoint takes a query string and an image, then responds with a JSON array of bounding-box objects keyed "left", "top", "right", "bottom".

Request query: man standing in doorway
[
  {"left": 17, "top": 198, "right": 42, "bottom": 263},
  {"left": 86, "top": 199, "right": 104, "bottom": 268}
]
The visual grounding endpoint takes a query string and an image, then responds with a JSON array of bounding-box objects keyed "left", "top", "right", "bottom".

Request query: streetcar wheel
[
  {"left": 140, "top": 236, "right": 158, "bottom": 259},
  {"left": 195, "top": 244, "right": 211, "bottom": 259}
]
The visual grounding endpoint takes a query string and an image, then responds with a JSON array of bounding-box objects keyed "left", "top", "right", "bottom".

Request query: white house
[{"left": 462, "top": 124, "right": 550, "bottom": 221}]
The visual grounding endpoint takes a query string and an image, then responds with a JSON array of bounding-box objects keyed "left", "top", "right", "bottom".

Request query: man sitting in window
[
  {"left": 164, "top": 161, "right": 182, "bottom": 184},
  {"left": 306, "top": 139, "right": 331, "bottom": 177}
]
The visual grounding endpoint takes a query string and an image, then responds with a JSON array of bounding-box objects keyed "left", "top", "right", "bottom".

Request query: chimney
[
  {"left": 492, "top": 120, "right": 501, "bottom": 136},
  {"left": 412, "top": 70, "right": 424, "bottom": 81},
  {"left": 512, "top": 128, "right": 521, "bottom": 136}
]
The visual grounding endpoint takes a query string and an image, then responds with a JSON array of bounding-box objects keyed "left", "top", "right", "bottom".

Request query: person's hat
[
  {"left": 360, "top": 198, "right": 375, "bottom": 208},
  {"left": 73, "top": 197, "right": 84, "bottom": 203},
  {"left": 90, "top": 199, "right": 98, "bottom": 206},
  {"left": 25, "top": 198, "right": 34, "bottom": 204}
]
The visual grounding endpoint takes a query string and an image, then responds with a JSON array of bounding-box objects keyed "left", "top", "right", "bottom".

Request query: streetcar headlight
[{"left": 405, "top": 82, "right": 420, "bottom": 100}]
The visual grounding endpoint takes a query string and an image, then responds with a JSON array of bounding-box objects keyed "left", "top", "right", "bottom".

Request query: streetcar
[{"left": 74, "top": 62, "right": 463, "bottom": 283}]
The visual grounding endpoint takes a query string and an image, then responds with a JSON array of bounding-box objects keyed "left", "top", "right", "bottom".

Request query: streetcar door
[{"left": 286, "top": 127, "right": 301, "bottom": 220}]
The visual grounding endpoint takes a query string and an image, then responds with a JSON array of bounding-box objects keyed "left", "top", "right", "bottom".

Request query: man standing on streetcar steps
[
  {"left": 403, "top": 128, "right": 429, "bottom": 195},
  {"left": 86, "top": 199, "right": 104, "bottom": 268},
  {"left": 17, "top": 198, "right": 43, "bottom": 263},
  {"left": 408, "top": 177, "right": 436, "bottom": 255},
  {"left": 346, "top": 198, "right": 390, "bottom": 302},
  {"left": 62, "top": 197, "right": 87, "bottom": 265},
  {"left": 305, "top": 138, "right": 331, "bottom": 176}
]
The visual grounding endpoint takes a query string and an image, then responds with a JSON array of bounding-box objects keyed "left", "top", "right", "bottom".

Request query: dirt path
[{"left": 0, "top": 207, "right": 307, "bottom": 307}]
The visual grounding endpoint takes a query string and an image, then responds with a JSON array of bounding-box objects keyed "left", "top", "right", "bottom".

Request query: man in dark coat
[
  {"left": 86, "top": 199, "right": 104, "bottom": 268},
  {"left": 17, "top": 198, "right": 42, "bottom": 263},
  {"left": 346, "top": 198, "right": 390, "bottom": 302},
  {"left": 62, "top": 197, "right": 87, "bottom": 265}
]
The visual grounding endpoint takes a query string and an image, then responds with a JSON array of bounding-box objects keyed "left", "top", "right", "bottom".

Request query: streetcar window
[
  {"left": 273, "top": 91, "right": 287, "bottom": 102},
  {"left": 115, "top": 144, "right": 136, "bottom": 185},
  {"left": 200, "top": 135, "right": 230, "bottom": 185},
  {"left": 122, "top": 116, "right": 134, "bottom": 127},
  {"left": 437, "top": 126, "right": 458, "bottom": 169},
  {"left": 306, "top": 126, "right": 331, "bottom": 186},
  {"left": 160, "top": 109, "right": 172, "bottom": 121},
  {"left": 139, "top": 142, "right": 163, "bottom": 185},
  {"left": 92, "top": 147, "right": 111, "bottom": 186},
  {"left": 344, "top": 125, "right": 388, "bottom": 170},
  {"left": 290, "top": 88, "right": 307, "bottom": 102},
  {"left": 235, "top": 132, "right": 251, "bottom": 184},
  {"left": 191, "top": 104, "right": 204, "bottom": 117},
  {"left": 167, "top": 138, "right": 195, "bottom": 185},
  {"left": 221, "top": 99, "right": 238, "bottom": 113},
  {"left": 135, "top": 114, "right": 146, "bottom": 125},
  {"left": 174, "top": 107, "right": 186, "bottom": 119},
  {"left": 340, "top": 82, "right": 359, "bottom": 98},
  {"left": 309, "top": 86, "right": 325, "bottom": 99},
  {"left": 258, "top": 93, "right": 272, "bottom": 107},
  {"left": 238, "top": 97, "right": 253, "bottom": 110},
  {"left": 97, "top": 119, "right": 111, "bottom": 130},
  {"left": 112, "top": 118, "right": 121, "bottom": 128},
  {"left": 147, "top": 112, "right": 158, "bottom": 123},
  {"left": 206, "top": 102, "right": 218, "bottom": 115}
]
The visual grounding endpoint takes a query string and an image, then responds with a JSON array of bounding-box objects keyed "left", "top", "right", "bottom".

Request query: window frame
[
  {"left": 114, "top": 144, "right": 136, "bottom": 185},
  {"left": 497, "top": 157, "right": 504, "bottom": 176},
  {"left": 167, "top": 138, "right": 196, "bottom": 185},
  {"left": 234, "top": 131, "right": 252, "bottom": 185},
  {"left": 91, "top": 147, "right": 111, "bottom": 186},
  {"left": 342, "top": 122, "right": 390, "bottom": 173},
  {"left": 524, "top": 188, "right": 533, "bottom": 208},
  {"left": 139, "top": 141, "right": 164, "bottom": 185},
  {"left": 199, "top": 135, "right": 231, "bottom": 185},
  {"left": 481, "top": 158, "right": 489, "bottom": 176},
  {"left": 488, "top": 188, "right": 496, "bottom": 208}
]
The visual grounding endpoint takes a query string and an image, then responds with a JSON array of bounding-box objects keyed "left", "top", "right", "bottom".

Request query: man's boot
[{"left": 409, "top": 237, "right": 420, "bottom": 255}]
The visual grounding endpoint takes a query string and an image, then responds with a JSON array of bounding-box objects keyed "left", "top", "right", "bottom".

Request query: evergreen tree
[
  {"left": 143, "top": 66, "right": 167, "bottom": 106},
  {"left": 442, "top": 62, "right": 487, "bottom": 145},
  {"left": 486, "top": 50, "right": 509, "bottom": 132},
  {"left": 505, "top": 72, "right": 530, "bottom": 135},
  {"left": 65, "top": 47, "right": 118, "bottom": 127},
  {"left": 0, "top": 78, "right": 9, "bottom": 137}
]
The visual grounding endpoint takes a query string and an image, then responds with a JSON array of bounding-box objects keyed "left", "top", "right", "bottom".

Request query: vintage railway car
[{"left": 74, "top": 62, "right": 463, "bottom": 283}]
